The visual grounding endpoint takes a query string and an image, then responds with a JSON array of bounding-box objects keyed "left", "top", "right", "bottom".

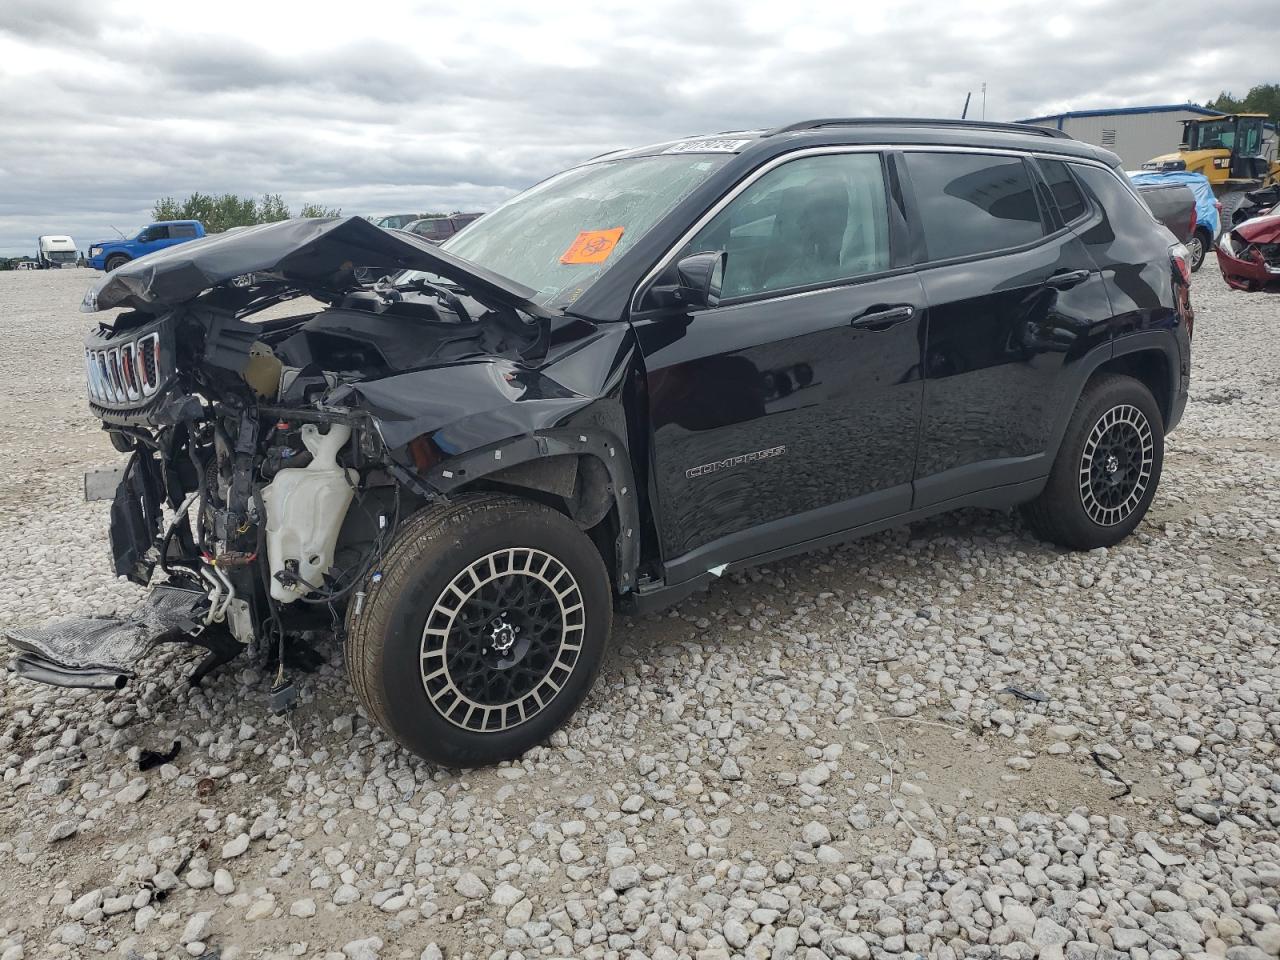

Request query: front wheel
[
  {"left": 345, "top": 494, "right": 612, "bottom": 767},
  {"left": 104, "top": 255, "right": 129, "bottom": 272},
  {"left": 1021, "top": 374, "right": 1164, "bottom": 550}
]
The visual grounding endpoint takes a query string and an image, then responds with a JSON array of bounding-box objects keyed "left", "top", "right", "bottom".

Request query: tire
[
  {"left": 345, "top": 494, "right": 612, "bottom": 767},
  {"left": 105, "top": 255, "right": 129, "bottom": 272},
  {"left": 1186, "top": 228, "right": 1209, "bottom": 272},
  {"left": 1219, "top": 189, "right": 1250, "bottom": 228},
  {"left": 1021, "top": 374, "right": 1164, "bottom": 550}
]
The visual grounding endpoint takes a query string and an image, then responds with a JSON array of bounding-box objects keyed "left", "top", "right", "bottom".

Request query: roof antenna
[
  {"left": 961, "top": 92, "right": 971, "bottom": 119},
  {"left": 109, "top": 225, "right": 126, "bottom": 239}
]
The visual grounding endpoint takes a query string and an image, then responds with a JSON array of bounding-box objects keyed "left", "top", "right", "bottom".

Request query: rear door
[
  {"left": 168, "top": 223, "right": 200, "bottom": 247},
  {"left": 1067, "top": 161, "right": 1181, "bottom": 338},
  {"left": 903, "top": 150, "right": 1113, "bottom": 506},
  {"left": 633, "top": 150, "right": 927, "bottom": 581}
]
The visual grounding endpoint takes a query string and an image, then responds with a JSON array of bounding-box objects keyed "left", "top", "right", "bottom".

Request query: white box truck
[{"left": 37, "top": 235, "right": 79, "bottom": 269}]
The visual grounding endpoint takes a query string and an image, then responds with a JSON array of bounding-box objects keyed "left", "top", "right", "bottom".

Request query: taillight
[
  {"left": 1170, "top": 241, "right": 1192, "bottom": 285},
  {"left": 1189, "top": 205, "right": 1197, "bottom": 237},
  {"left": 1169, "top": 242, "right": 1193, "bottom": 338}
]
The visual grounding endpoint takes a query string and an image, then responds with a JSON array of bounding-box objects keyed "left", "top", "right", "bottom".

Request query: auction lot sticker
[
  {"left": 662, "top": 138, "right": 753, "bottom": 154},
  {"left": 560, "top": 227, "right": 625, "bottom": 264}
]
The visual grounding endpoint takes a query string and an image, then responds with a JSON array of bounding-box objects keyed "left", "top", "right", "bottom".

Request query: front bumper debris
[{"left": 3, "top": 583, "right": 239, "bottom": 690}]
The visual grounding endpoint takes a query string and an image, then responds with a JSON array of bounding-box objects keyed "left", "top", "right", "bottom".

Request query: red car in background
[{"left": 1217, "top": 207, "right": 1280, "bottom": 292}]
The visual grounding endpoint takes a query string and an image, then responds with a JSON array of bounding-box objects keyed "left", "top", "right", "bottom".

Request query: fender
[
  {"left": 1045, "top": 329, "right": 1183, "bottom": 460},
  {"left": 412, "top": 428, "right": 641, "bottom": 595}
]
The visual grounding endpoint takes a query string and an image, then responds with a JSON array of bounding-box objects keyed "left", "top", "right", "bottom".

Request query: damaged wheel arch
[{"left": 414, "top": 429, "right": 643, "bottom": 595}]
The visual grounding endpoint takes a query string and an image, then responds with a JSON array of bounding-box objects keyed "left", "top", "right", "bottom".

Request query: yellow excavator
[{"left": 1144, "top": 113, "right": 1279, "bottom": 221}]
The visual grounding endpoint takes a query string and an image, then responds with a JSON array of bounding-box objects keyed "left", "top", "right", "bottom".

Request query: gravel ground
[{"left": 0, "top": 267, "right": 1276, "bottom": 960}]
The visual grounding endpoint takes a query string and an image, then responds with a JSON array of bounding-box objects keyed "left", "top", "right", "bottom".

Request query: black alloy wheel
[{"left": 1077, "top": 403, "right": 1154, "bottom": 527}]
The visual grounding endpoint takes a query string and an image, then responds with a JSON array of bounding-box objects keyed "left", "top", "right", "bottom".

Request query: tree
[
  {"left": 150, "top": 194, "right": 343, "bottom": 232},
  {"left": 299, "top": 203, "right": 343, "bottom": 218},
  {"left": 1207, "top": 83, "right": 1280, "bottom": 121}
]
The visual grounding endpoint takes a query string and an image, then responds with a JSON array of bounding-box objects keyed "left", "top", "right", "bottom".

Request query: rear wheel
[
  {"left": 1186, "top": 228, "right": 1209, "bottom": 271},
  {"left": 1021, "top": 374, "right": 1164, "bottom": 550},
  {"left": 104, "top": 254, "right": 129, "bottom": 272},
  {"left": 345, "top": 494, "right": 612, "bottom": 767}
]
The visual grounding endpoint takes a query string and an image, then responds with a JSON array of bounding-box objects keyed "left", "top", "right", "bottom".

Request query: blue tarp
[{"left": 1128, "top": 171, "right": 1219, "bottom": 239}]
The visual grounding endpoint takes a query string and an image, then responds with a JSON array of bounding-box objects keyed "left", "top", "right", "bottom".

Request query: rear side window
[
  {"left": 1037, "top": 159, "right": 1088, "bottom": 223},
  {"left": 1070, "top": 163, "right": 1158, "bottom": 240},
  {"left": 171, "top": 224, "right": 198, "bottom": 238},
  {"left": 905, "top": 152, "right": 1044, "bottom": 261}
]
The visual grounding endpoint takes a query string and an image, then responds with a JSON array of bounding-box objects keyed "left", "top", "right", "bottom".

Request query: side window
[
  {"left": 904, "top": 152, "right": 1045, "bottom": 261},
  {"left": 170, "top": 224, "right": 197, "bottom": 239},
  {"left": 1037, "top": 159, "right": 1089, "bottom": 224},
  {"left": 1070, "top": 163, "right": 1156, "bottom": 241},
  {"left": 141, "top": 226, "right": 169, "bottom": 242},
  {"left": 681, "top": 153, "right": 890, "bottom": 299}
]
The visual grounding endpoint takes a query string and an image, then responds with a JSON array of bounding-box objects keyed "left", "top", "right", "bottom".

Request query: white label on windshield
[{"left": 662, "top": 138, "right": 752, "bottom": 154}]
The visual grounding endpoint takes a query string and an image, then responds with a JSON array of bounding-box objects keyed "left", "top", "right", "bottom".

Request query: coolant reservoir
[{"left": 262, "top": 423, "right": 357, "bottom": 603}]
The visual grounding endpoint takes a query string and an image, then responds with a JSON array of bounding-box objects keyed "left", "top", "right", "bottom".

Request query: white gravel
[{"left": 0, "top": 267, "right": 1276, "bottom": 960}]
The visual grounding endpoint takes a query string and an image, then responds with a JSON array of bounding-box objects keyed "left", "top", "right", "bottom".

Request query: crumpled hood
[
  {"left": 1235, "top": 212, "right": 1280, "bottom": 243},
  {"left": 82, "top": 216, "right": 552, "bottom": 318}
]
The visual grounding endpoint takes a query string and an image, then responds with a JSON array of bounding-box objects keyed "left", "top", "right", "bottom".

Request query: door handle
[
  {"left": 850, "top": 304, "right": 915, "bottom": 331},
  {"left": 1043, "top": 269, "right": 1091, "bottom": 290}
]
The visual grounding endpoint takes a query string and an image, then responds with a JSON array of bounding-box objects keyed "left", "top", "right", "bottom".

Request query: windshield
[
  {"left": 407, "top": 154, "right": 730, "bottom": 309},
  {"left": 48, "top": 250, "right": 76, "bottom": 261}
]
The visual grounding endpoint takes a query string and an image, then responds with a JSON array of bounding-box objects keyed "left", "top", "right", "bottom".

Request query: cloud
[
  {"left": 1, "top": 0, "right": 1277, "bottom": 255},
  {"left": 0, "top": 0, "right": 100, "bottom": 43}
]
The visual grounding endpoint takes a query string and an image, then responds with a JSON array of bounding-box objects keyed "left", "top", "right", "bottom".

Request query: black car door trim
[{"left": 661, "top": 483, "right": 910, "bottom": 586}]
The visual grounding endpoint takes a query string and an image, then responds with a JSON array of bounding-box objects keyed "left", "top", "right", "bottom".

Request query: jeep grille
[{"left": 85, "top": 332, "right": 161, "bottom": 404}]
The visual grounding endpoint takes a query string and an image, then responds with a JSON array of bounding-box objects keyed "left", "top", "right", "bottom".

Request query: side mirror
[{"left": 651, "top": 251, "right": 726, "bottom": 310}]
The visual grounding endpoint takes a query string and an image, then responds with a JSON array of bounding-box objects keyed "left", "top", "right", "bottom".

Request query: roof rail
[{"left": 763, "top": 117, "right": 1072, "bottom": 140}]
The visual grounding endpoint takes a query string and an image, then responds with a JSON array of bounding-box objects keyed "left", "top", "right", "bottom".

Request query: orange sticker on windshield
[{"left": 560, "top": 227, "right": 624, "bottom": 264}]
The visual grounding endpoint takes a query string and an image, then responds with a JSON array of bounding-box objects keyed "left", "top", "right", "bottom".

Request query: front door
[{"left": 633, "top": 151, "right": 926, "bottom": 583}]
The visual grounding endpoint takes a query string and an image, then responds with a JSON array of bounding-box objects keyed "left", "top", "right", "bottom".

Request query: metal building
[{"left": 1016, "top": 103, "right": 1224, "bottom": 169}]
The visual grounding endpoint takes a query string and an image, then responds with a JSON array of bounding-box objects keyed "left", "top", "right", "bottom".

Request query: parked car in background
[
  {"left": 87, "top": 221, "right": 205, "bottom": 272},
  {"left": 1217, "top": 206, "right": 1280, "bottom": 292},
  {"left": 371, "top": 213, "right": 422, "bottom": 229},
  {"left": 36, "top": 235, "right": 79, "bottom": 269},
  {"left": 1132, "top": 180, "right": 1197, "bottom": 249},
  {"left": 1130, "top": 171, "right": 1219, "bottom": 271},
  {"left": 403, "top": 213, "right": 484, "bottom": 243},
  {"left": 5, "top": 118, "right": 1193, "bottom": 768}
]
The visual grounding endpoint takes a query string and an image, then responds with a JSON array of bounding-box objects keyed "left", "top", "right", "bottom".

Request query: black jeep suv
[{"left": 7, "top": 119, "right": 1192, "bottom": 767}]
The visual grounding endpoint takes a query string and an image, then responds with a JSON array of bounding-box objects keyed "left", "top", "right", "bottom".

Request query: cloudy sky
[{"left": 1, "top": 0, "right": 1276, "bottom": 255}]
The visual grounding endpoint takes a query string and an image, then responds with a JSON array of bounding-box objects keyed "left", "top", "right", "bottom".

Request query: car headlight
[
  {"left": 1218, "top": 233, "right": 1235, "bottom": 256},
  {"left": 89, "top": 246, "right": 102, "bottom": 257}
]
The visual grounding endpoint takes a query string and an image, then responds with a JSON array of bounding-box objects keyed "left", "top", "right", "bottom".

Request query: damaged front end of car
[
  {"left": 1217, "top": 212, "right": 1280, "bottom": 293},
  {"left": 5, "top": 217, "right": 640, "bottom": 698}
]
